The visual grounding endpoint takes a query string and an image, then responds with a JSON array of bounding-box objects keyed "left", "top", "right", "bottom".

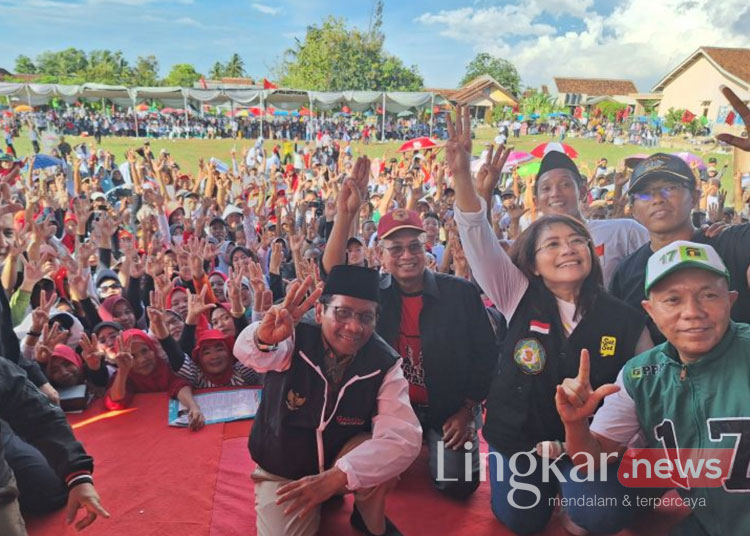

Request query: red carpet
[{"left": 25, "top": 394, "right": 687, "bottom": 536}]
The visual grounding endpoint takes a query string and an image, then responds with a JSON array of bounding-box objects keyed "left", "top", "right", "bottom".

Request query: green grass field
[{"left": 9, "top": 126, "right": 737, "bottom": 199}]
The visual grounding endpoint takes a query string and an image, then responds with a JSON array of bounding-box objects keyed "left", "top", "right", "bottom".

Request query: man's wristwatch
[{"left": 254, "top": 332, "right": 279, "bottom": 352}]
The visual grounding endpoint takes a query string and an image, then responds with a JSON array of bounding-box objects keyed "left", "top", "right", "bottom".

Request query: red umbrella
[
  {"left": 341, "top": 106, "right": 351, "bottom": 114},
  {"left": 161, "top": 107, "right": 180, "bottom": 114},
  {"left": 298, "top": 107, "right": 315, "bottom": 117},
  {"left": 397, "top": 137, "right": 441, "bottom": 153},
  {"left": 530, "top": 142, "right": 578, "bottom": 159}
]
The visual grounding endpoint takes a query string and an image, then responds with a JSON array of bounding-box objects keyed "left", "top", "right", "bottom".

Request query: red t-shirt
[{"left": 396, "top": 294, "right": 428, "bottom": 404}]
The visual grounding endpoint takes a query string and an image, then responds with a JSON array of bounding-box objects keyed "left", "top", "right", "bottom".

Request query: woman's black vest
[{"left": 483, "top": 283, "right": 645, "bottom": 454}]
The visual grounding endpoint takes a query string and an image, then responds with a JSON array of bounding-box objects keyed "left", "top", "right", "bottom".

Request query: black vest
[
  {"left": 483, "top": 284, "right": 645, "bottom": 454},
  {"left": 249, "top": 322, "right": 398, "bottom": 480}
]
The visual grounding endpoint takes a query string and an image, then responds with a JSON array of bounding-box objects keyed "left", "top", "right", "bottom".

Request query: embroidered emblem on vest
[
  {"left": 336, "top": 416, "right": 366, "bottom": 426},
  {"left": 630, "top": 364, "right": 663, "bottom": 379},
  {"left": 514, "top": 338, "right": 546, "bottom": 374},
  {"left": 600, "top": 336, "right": 617, "bottom": 357},
  {"left": 286, "top": 390, "right": 306, "bottom": 411}
]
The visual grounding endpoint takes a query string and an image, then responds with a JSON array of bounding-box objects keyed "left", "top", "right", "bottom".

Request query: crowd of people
[
  {"left": 0, "top": 83, "right": 749, "bottom": 536},
  {"left": 2, "top": 108, "right": 439, "bottom": 146}
]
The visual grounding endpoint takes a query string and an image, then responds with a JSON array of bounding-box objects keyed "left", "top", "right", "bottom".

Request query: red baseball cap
[
  {"left": 377, "top": 209, "right": 424, "bottom": 239},
  {"left": 51, "top": 344, "right": 83, "bottom": 369}
]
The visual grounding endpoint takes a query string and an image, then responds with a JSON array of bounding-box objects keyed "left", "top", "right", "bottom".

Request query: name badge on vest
[
  {"left": 514, "top": 338, "right": 546, "bottom": 374},
  {"left": 600, "top": 336, "right": 617, "bottom": 357}
]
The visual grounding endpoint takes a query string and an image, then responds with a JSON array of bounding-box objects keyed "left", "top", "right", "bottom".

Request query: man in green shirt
[{"left": 556, "top": 240, "right": 750, "bottom": 535}]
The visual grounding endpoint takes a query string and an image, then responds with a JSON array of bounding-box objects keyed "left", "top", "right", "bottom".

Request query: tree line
[{"left": 9, "top": 1, "right": 522, "bottom": 95}]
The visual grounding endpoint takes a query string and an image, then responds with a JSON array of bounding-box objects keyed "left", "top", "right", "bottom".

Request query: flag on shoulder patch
[{"left": 529, "top": 320, "right": 550, "bottom": 335}]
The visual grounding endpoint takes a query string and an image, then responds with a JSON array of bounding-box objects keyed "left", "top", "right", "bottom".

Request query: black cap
[
  {"left": 536, "top": 151, "right": 582, "bottom": 187},
  {"left": 347, "top": 236, "right": 364, "bottom": 247},
  {"left": 500, "top": 188, "right": 515, "bottom": 198},
  {"left": 323, "top": 265, "right": 380, "bottom": 303},
  {"left": 628, "top": 153, "right": 695, "bottom": 194},
  {"left": 93, "top": 321, "right": 123, "bottom": 335}
]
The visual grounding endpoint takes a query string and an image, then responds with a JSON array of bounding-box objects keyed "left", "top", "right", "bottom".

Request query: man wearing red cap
[{"left": 323, "top": 159, "right": 498, "bottom": 500}]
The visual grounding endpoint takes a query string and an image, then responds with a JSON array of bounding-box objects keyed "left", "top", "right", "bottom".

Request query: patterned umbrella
[
  {"left": 671, "top": 152, "right": 706, "bottom": 170},
  {"left": 502, "top": 150, "right": 535, "bottom": 172}
]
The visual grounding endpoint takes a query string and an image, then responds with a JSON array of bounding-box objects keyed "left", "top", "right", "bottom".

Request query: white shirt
[
  {"left": 589, "top": 370, "right": 646, "bottom": 447},
  {"left": 586, "top": 218, "right": 649, "bottom": 289},
  {"left": 234, "top": 323, "right": 423, "bottom": 490}
]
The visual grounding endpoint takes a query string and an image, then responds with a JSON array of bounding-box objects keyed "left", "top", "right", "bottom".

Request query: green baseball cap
[{"left": 645, "top": 240, "right": 729, "bottom": 296}]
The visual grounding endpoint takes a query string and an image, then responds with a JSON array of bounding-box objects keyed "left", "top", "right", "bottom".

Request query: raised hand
[
  {"left": 555, "top": 349, "right": 620, "bottom": 424},
  {"left": 476, "top": 144, "right": 512, "bottom": 200},
  {"left": 349, "top": 156, "right": 371, "bottom": 200},
  {"left": 269, "top": 241, "right": 283, "bottom": 275},
  {"left": 444, "top": 104, "right": 473, "bottom": 177},
  {"left": 337, "top": 178, "right": 363, "bottom": 220},
  {"left": 80, "top": 333, "right": 105, "bottom": 371},
  {"left": 146, "top": 307, "right": 170, "bottom": 340},
  {"left": 716, "top": 86, "right": 750, "bottom": 152},
  {"left": 36, "top": 323, "right": 70, "bottom": 364},
  {"left": 130, "top": 253, "right": 146, "bottom": 279},
  {"left": 278, "top": 276, "right": 322, "bottom": 325},
  {"left": 9, "top": 223, "right": 31, "bottom": 258},
  {"left": 185, "top": 286, "right": 215, "bottom": 325},
  {"left": 226, "top": 267, "right": 245, "bottom": 315},
  {"left": 20, "top": 255, "right": 45, "bottom": 290},
  {"left": 68, "top": 266, "right": 92, "bottom": 302},
  {"left": 507, "top": 201, "right": 529, "bottom": 222},
  {"left": 30, "top": 289, "right": 57, "bottom": 331},
  {"left": 149, "top": 288, "right": 166, "bottom": 311},
  {"left": 114, "top": 335, "right": 134, "bottom": 375},
  {"left": 0, "top": 182, "right": 24, "bottom": 218},
  {"left": 288, "top": 229, "right": 305, "bottom": 254}
]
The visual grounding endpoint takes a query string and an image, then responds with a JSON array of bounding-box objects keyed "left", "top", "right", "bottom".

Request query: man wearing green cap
[
  {"left": 234, "top": 268, "right": 421, "bottom": 536},
  {"left": 556, "top": 241, "right": 750, "bottom": 535}
]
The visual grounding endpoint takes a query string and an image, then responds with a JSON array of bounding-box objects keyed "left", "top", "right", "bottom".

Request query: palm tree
[
  {"left": 209, "top": 61, "right": 225, "bottom": 80},
  {"left": 224, "top": 54, "right": 245, "bottom": 77}
]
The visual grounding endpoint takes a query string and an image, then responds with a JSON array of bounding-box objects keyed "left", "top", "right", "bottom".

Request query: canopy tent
[{"left": 0, "top": 82, "right": 448, "bottom": 136}]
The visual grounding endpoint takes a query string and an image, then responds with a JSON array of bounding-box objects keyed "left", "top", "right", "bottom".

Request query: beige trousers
[
  {"left": 253, "top": 433, "right": 397, "bottom": 536},
  {"left": 0, "top": 476, "right": 27, "bottom": 536}
]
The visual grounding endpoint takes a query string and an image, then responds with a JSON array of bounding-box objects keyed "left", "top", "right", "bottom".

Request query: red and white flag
[{"left": 529, "top": 320, "right": 550, "bottom": 335}]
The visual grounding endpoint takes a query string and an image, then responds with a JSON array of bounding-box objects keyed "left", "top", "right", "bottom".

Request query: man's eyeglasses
[
  {"left": 535, "top": 236, "right": 590, "bottom": 255},
  {"left": 325, "top": 305, "right": 377, "bottom": 327},
  {"left": 631, "top": 184, "right": 684, "bottom": 202},
  {"left": 383, "top": 241, "right": 424, "bottom": 258}
]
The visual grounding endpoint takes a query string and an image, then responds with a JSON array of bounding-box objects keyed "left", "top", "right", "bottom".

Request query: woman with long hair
[{"left": 447, "top": 106, "right": 653, "bottom": 534}]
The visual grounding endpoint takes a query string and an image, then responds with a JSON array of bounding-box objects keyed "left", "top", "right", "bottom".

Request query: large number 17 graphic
[{"left": 654, "top": 418, "right": 750, "bottom": 491}]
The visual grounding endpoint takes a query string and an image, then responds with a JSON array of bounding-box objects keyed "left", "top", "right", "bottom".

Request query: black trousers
[
  {"left": 0, "top": 421, "right": 67, "bottom": 515},
  {"left": 413, "top": 404, "right": 481, "bottom": 500}
]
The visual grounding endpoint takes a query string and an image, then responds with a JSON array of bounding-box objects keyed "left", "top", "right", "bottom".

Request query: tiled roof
[
  {"left": 701, "top": 47, "right": 750, "bottom": 85},
  {"left": 554, "top": 77, "right": 637, "bottom": 95}
]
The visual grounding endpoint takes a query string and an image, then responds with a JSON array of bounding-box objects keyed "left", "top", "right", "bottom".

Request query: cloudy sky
[{"left": 1, "top": 0, "right": 749, "bottom": 92}]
